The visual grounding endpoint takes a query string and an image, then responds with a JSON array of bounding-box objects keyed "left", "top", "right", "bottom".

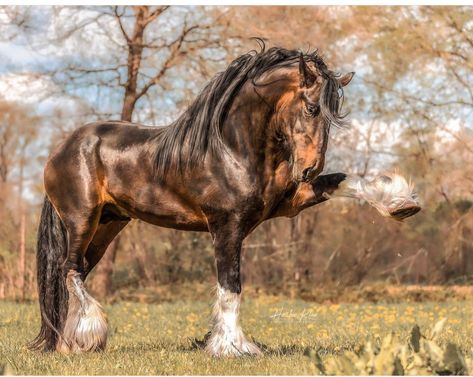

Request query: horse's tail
[{"left": 29, "top": 196, "right": 69, "bottom": 352}]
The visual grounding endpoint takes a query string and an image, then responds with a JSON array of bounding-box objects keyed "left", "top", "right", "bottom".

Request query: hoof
[
  {"left": 56, "top": 312, "right": 108, "bottom": 353},
  {"left": 56, "top": 305, "right": 108, "bottom": 353},
  {"left": 205, "top": 334, "right": 262, "bottom": 357},
  {"left": 206, "top": 284, "right": 262, "bottom": 357},
  {"left": 389, "top": 204, "right": 421, "bottom": 221}
]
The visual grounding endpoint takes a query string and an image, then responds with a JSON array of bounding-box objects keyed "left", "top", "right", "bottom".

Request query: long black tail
[{"left": 29, "top": 196, "right": 69, "bottom": 351}]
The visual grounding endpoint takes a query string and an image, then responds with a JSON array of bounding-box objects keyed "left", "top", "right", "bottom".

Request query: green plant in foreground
[{"left": 306, "top": 318, "right": 473, "bottom": 375}]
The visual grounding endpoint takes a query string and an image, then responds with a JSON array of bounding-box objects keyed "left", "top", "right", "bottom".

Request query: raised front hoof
[
  {"left": 205, "top": 337, "right": 262, "bottom": 357},
  {"left": 389, "top": 204, "right": 421, "bottom": 221}
]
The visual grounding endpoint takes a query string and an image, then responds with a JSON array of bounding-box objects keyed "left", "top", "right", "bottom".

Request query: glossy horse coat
[{"left": 31, "top": 47, "right": 355, "bottom": 356}]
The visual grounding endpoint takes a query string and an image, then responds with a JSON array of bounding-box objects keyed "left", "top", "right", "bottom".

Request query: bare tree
[
  {"left": 0, "top": 98, "right": 38, "bottom": 298},
  {"left": 1, "top": 6, "right": 472, "bottom": 300}
]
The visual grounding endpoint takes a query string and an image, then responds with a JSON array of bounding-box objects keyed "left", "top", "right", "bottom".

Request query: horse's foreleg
[
  {"left": 310, "top": 173, "right": 349, "bottom": 203},
  {"left": 272, "top": 173, "right": 347, "bottom": 218},
  {"left": 273, "top": 172, "right": 420, "bottom": 220},
  {"left": 205, "top": 225, "right": 262, "bottom": 357},
  {"left": 326, "top": 173, "right": 421, "bottom": 220}
]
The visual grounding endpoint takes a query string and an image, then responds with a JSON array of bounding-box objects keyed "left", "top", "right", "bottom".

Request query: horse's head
[
  {"left": 151, "top": 46, "right": 354, "bottom": 182},
  {"left": 273, "top": 54, "right": 354, "bottom": 182}
]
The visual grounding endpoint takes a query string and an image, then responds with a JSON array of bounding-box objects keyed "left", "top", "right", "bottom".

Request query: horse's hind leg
[
  {"left": 54, "top": 208, "right": 109, "bottom": 353},
  {"left": 43, "top": 133, "right": 113, "bottom": 353},
  {"left": 57, "top": 215, "right": 129, "bottom": 353},
  {"left": 84, "top": 219, "right": 129, "bottom": 278}
]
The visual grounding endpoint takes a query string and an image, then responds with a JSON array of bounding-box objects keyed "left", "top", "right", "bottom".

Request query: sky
[{"left": 0, "top": 5, "right": 471, "bottom": 189}]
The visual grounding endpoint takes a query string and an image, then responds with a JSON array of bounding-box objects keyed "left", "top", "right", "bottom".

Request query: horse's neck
[
  {"left": 220, "top": 78, "right": 294, "bottom": 180},
  {"left": 221, "top": 85, "right": 274, "bottom": 160}
]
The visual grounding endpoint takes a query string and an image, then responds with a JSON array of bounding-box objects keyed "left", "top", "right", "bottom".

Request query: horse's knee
[
  {"left": 56, "top": 270, "right": 108, "bottom": 353},
  {"left": 214, "top": 238, "right": 243, "bottom": 293},
  {"left": 217, "top": 269, "right": 241, "bottom": 294}
]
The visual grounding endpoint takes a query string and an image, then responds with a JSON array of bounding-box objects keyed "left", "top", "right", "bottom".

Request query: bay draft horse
[{"left": 30, "top": 46, "right": 413, "bottom": 357}]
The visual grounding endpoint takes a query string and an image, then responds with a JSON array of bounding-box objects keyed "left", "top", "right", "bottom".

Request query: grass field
[{"left": 1, "top": 296, "right": 473, "bottom": 375}]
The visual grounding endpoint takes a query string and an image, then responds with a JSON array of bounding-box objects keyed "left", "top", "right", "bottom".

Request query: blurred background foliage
[{"left": 0, "top": 5, "right": 471, "bottom": 301}]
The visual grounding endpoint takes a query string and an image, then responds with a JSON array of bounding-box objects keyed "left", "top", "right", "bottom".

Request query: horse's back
[
  {"left": 44, "top": 121, "right": 159, "bottom": 210},
  {"left": 46, "top": 120, "right": 161, "bottom": 168},
  {"left": 89, "top": 121, "right": 161, "bottom": 147}
]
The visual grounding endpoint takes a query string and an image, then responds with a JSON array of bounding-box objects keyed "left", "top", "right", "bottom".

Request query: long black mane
[{"left": 153, "top": 45, "right": 347, "bottom": 178}]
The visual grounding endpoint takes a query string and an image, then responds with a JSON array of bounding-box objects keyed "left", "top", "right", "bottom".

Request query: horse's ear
[
  {"left": 299, "top": 54, "right": 317, "bottom": 88},
  {"left": 339, "top": 72, "right": 355, "bottom": 87}
]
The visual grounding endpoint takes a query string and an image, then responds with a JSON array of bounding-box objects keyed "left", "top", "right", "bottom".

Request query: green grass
[{"left": 1, "top": 297, "right": 473, "bottom": 375}]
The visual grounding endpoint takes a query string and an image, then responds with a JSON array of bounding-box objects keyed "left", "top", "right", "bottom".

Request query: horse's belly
[
  {"left": 110, "top": 186, "right": 208, "bottom": 232},
  {"left": 128, "top": 206, "right": 208, "bottom": 232}
]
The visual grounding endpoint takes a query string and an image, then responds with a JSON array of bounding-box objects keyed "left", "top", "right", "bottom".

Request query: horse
[{"left": 29, "top": 46, "right": 418, "bottom": 357}]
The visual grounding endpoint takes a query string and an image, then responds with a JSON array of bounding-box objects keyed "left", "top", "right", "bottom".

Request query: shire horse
[{"left": 30, "top": 46, "right": 412, "bottom": 357}]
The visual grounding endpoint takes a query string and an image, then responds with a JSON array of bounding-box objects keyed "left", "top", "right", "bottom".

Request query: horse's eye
[
  {"left": 305, "top": 103, "right": 320, "bottom": 117},
  {"left": 274, "top": 131, "right": 286, "bottom": 145}
]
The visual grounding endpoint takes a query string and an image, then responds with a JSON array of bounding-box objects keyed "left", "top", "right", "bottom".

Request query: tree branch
[
  {"left": 113, "top": 6, "right": 131, "bottom": 44},
  {"left": 135, "top": 22, "right": 200, "bottom": 101}
]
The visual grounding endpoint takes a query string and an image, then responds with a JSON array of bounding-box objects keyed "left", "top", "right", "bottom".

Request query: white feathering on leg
[
  {"left": 56, "top": 271, "right": 108, "bottom": 353},
  {"left": 205, "top": 284, "right": 261, "bottom": 357},
  {"left": 331, "top": 172, "right": 420, "bottom": 218}
]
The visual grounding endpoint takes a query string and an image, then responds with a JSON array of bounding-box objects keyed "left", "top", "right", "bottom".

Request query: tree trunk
[
  {"left": 289, "top": 217, "right": 301, "bottom": 298},
  {"left": 17, "top": 149, "right": 26, "bottom": 300},
  {"left": 121, "top": 95, "right": 137, "bottom": 122},
  {"left": 120, "top": 6, "right": 147, "bottom": 122},
  {"left": 17, "top": 211, "right": 26, "bottom": 299}
]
